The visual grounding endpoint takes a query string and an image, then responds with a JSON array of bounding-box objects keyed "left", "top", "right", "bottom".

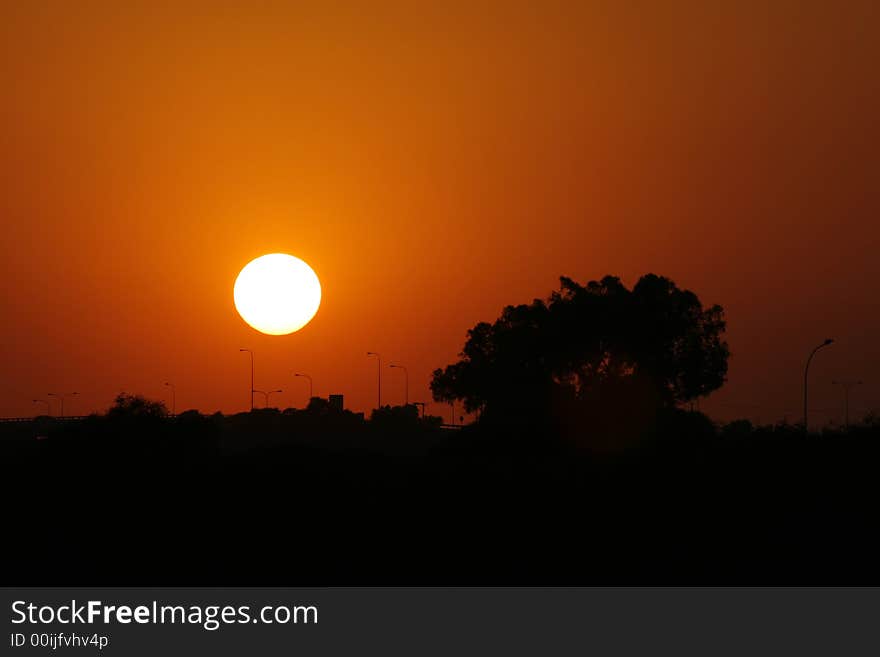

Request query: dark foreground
[{"left": 3, "top": 408, "right": 879, "bottom": 585}]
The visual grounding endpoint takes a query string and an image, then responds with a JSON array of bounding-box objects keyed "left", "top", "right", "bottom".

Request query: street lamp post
[
  {"left": 240, "top": 348, "right": 254, "bottom": 411},
  {"left": 803, "top": 338, "right": 833, "bottom": 431},
  {"left": 832, "top": 380, "right": 863, "bottom": 429},
  {"left": 164, "top": 382, "right": 176, "bottom": 416},
  {"left": 388, "top": 364, "right": 409, "bottom": 405},
  {"left": 267, "top": 389, "right": 283, "bottom": 408},
  {"left": 32, "top": 399, "right": 51, "bottom": 417},
  {"left": 48, "top": 392, "right": 78, "bottom": 418},
  {"left": 293, "top": 373, "right": 313, "bottom": 402},
  {"left": 253, "top": 389, "right": 283, "bottom": 408},
  {"left": 366, "top": 352, "right": 381, "bottom": 408}
]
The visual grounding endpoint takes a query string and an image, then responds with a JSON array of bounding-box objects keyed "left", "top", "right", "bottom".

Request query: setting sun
[{"left": 233, "top": 253, "right": 322, "bottom": 335}]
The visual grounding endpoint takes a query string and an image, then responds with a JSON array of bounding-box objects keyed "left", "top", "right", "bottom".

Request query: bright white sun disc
[{"left": 233, "top": 254, "right": 322, "bottom": 335}]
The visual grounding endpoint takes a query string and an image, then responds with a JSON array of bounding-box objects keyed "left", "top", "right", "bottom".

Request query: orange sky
[{"left": 1, "top": 2, "right": 878, "bottom": 424}]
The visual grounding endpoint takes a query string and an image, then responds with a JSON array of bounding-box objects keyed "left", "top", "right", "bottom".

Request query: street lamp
[
  {"left": 832, "top": 380, "right": 863, "bottom": 429},
  {"left": 366, "top": 352, "right": 381, "bottom": 408},
  {"left": 293, "top": 373, "right": 313, "bottom": 402},
  {"left": 253, "top": 389, "right": 283, "bottom": 408},
  {"left": 48, "top": 392, "right": 78, "bottom": 418},
  {"left": 803, "top": 338, "right": 833, "bottom": 431},
  {"left": 32, "top": 399, "right": 51, "bottom": 417},
  {"left": 164, "top": 382, "right": 176, "bottom": 416},
  {"left": 388, "top": 364, "right": 409, "bottom": 405},
  {"left": 240, "top": 348, "right": 254, "bottom": 411}
]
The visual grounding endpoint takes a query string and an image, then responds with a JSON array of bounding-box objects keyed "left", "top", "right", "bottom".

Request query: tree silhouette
[
  {"left": 107, "top": 393, "right": 169, "bottom": 419},
  {"left": 431, "top": 274, "right": 728, "bottom": 428}
]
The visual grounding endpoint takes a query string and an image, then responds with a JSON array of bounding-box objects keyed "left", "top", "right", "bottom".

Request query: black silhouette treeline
[{"left": 2, "top": 274, "right": 878, "bottom": 585}]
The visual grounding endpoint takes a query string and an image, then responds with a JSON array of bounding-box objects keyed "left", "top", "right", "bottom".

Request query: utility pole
[
  {"left": 389, "top": 364, "right": 409, "bottom": 405},
  {"left": 240, "top": 349, "right": 254, "bottom": 411},
  {"left": 48, "top": 392, "right": 78, "bottom": 418},
  {"left": 164, "top": 382, "right": 176, "bottom": 416},
  {"left": 366, "top": 352, "right": 381, "bottom": 409},
  {"left": 832, "top": 380, "right": 863, "bottom": 429}
]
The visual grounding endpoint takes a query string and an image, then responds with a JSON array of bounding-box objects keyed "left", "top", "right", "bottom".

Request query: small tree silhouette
[{"left": 107, "top": 393, "right": 169, "bottom": 419}]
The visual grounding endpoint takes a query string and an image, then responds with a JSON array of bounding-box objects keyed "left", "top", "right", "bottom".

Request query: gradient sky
[{"left": 1, "top": 1, "right": 878, "bottom": 425}]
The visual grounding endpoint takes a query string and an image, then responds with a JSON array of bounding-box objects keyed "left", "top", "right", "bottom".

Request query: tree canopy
[
  {"left": 107, "top": 393, "right": 169, "bottom": 419},
  {"left": 431, "top": 274, "right": 729, "bottom": 427}
]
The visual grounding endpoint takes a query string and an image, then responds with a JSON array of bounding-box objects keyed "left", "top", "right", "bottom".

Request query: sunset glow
[{"left": 0, "top": 2, "right": 876, "bottom": 420}]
